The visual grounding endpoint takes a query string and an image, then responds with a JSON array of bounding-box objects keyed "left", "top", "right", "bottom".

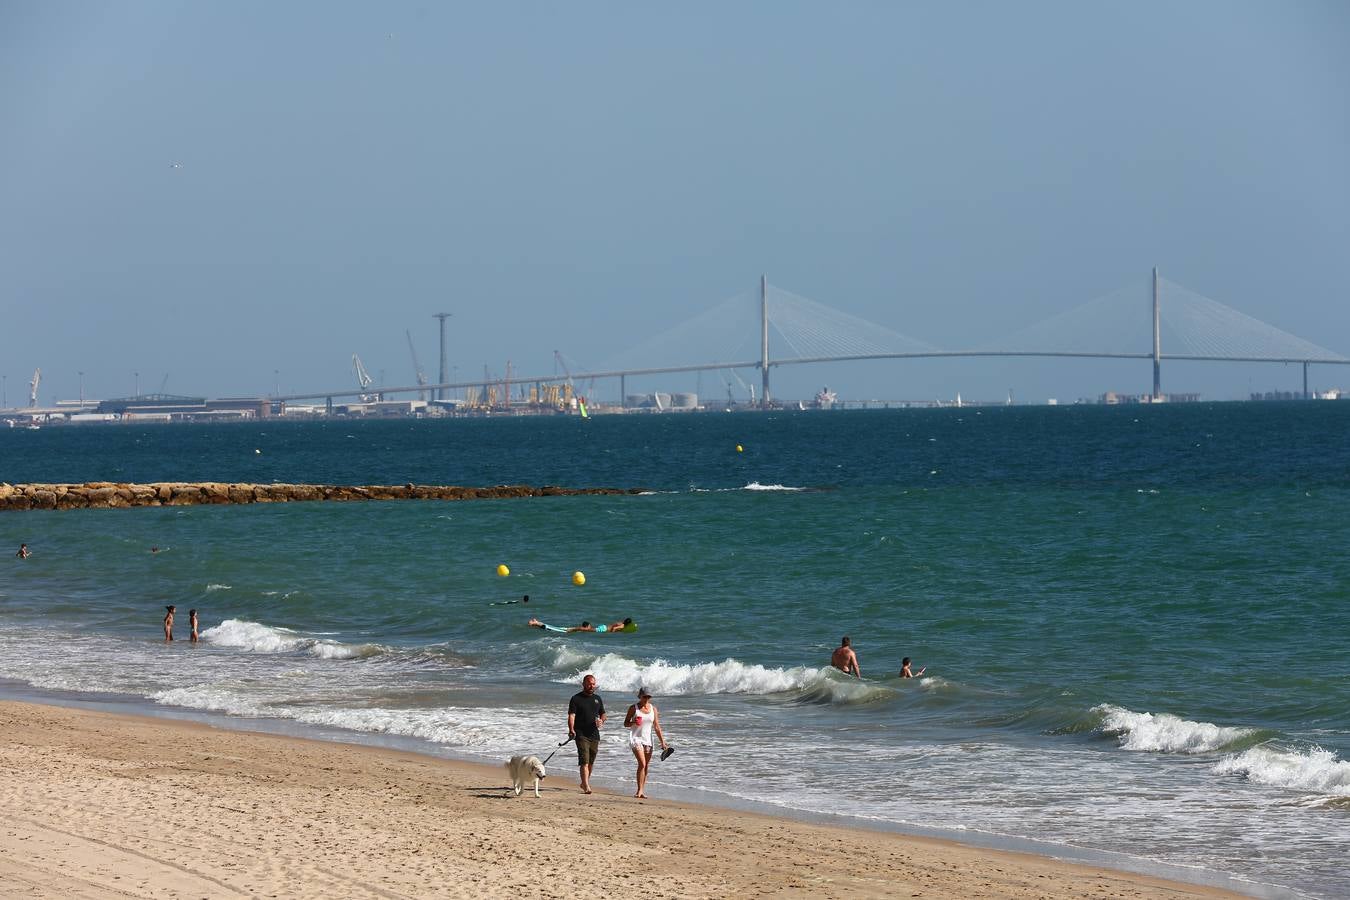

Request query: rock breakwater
[{"left": 0, "top": 482, "right": 644, "bottom": 511}]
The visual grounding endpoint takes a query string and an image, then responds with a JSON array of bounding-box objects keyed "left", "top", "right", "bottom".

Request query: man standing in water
[
  {"left": 831, "top": 636, "right": 861, "bottom": 678},
  {"left": 567, "top": 674, "right": 606, "bottom": 794}
]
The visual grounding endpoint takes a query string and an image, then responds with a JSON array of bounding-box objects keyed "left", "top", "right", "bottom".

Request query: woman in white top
[{"left": 623, "top": 686, "right": 668, "bottom": 799}]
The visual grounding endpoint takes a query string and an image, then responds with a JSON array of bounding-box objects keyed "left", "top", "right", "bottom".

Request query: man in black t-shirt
[{"left": 567, "top": 674, "right": 606, "bottom": 794}]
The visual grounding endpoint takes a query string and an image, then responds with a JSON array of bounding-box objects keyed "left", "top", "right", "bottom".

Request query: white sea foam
[
  {"left": 205, "top": 583, "right": 232, "bottom": 591},
  {"left": 550, "top": 647, "right": 834, "bottom": 697},
  {"left": 152, "top": 685, "right": 556, "bottom": 749},
  {"left": 201, "top": 619, "right": 381, "bottom": 659},
  {"left": 1094, "top": 704, "right": 1255, "bottom": 753},
  {"left": 741, "top": 482, "right": 805, "bottom": 492},
  {"left": 1214, "top": 745, "right": 1350, "bottom": 797}
]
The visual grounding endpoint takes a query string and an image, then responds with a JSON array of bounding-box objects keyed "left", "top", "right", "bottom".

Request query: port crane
[
  {"left": 405, "top": 330, "right": 428, "bottom": 402},
  {"left": 28, "top": 368, "right": 40, "bottom": 407},
  {"left": 720, "top": 367, "right": 755, "bottom": 409},
  {"left": 351, "top": 354, "right": 375, "bottom": 402}
]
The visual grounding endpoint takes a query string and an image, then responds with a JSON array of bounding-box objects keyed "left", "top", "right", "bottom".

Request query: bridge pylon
[
  {"left": 1152, "top": 267, "right": 1162, "bottom": 399},
  {"left": 760, "top": 274, "right": 770, "bottom": 408}
]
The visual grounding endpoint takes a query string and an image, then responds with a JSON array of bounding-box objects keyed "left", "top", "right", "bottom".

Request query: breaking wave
[
  {"left": 1214, "top": 745, "right": 1350, "bottom": 797},
  {"left": 1093, "top": 704, "right": 1262, "bottom": 754},
  {"left": 546, "top": 647, "right": 889, "bottom": 704},
  {"left": 201, "top": 619, "right": 384, "bottom": 660}
]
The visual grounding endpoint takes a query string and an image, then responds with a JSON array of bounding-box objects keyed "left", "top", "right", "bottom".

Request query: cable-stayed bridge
[{"left": 281, "top": 270, "right": 1348, "bottom": 406}]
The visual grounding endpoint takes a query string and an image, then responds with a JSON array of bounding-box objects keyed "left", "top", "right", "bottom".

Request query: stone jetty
[{"left": 0, "top": 482, "right": 645, "bottom": 511}]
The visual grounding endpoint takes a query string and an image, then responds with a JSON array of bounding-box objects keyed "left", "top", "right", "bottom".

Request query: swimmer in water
[
  {"left": 16, "top": 543, "right": 31, "bottom": 559},
  {"left": 492, "top": 594, "right": 529, "bottom": 606},
  {"left": 163, "top": 605, "right": 176, "bottom": 642},
  {"left": 830, "top": 636, "right": 861, "bottom": 678},
  {"left": 900, "top": 657, "right": 926, "bottom": 678},
  {"left": 529, "top": 617, "right": 591, "bottom": 632},
  {"left": 528, "top": 618, "right": 636, "bottom": 634},
  {"left": 189, "top": 609, "right": 199, "bottom": 643}
]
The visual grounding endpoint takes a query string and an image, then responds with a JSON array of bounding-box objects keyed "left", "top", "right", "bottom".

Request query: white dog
[{"left": 506, "top": 755, "right": 546, "bottom": 798}]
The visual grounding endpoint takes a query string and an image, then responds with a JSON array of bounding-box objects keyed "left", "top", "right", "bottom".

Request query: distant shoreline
[{"left": 0, "top": 481, "right": 644, "bottom": 511}]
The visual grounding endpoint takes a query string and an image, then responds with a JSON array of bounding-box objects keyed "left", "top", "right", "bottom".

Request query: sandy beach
[{"left": 0, "top": 701, "right": 1243, "bottom": 899}]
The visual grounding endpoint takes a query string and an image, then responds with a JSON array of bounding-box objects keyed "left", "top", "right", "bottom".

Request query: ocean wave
[
  {"left": 547, "top": 647, "right": 884, "bottom": 703},
  {"left": 1093, "top": 704, "right": 1259, "bottom": 753},
  {"left": 205, "top": 583, "right": 232, "bottom": 592},
  {"left": 1213, "top": 745, "right": 1350, "bottom": 797},
  {"left": 200, "top": 619, "right": 383, "bottom": 660},
  {"left": 741, "top": 482, "right": 805, "bottom": 492}
]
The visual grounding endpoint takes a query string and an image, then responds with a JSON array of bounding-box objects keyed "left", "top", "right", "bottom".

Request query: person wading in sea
[{"left": 831, "top": 636, "right": 861, "bottom": 678}]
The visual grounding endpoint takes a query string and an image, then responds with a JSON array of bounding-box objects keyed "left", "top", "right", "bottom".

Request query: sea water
[{"left": 1, "top": 405, "right": 1347, "bottom": 897}]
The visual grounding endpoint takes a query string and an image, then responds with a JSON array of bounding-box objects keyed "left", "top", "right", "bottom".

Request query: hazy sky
[{"left": 3, "top": 1, "right": 1348, "bottom": 405}]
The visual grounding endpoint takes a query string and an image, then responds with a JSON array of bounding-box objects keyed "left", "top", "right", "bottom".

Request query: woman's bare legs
[{"left": 632, "top": 744, "right": 656, "bottom": 798}]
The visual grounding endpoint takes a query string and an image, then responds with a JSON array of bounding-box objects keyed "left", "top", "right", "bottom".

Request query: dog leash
[{"left": 541, "top": 736, "right": 573, "bottom": 765}]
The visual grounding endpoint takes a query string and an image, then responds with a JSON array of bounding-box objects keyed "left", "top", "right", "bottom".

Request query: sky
[{"left": 2, "top": 1, "right": 1348, "bottom": 406}]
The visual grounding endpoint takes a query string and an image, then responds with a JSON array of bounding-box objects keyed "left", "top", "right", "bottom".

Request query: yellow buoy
[
  {"left": 736, "top": 444, "right": 743, "bottom": 453},
  {"left": 572, "top": 571, "right": 586, "bottom": 586},
  {"left": 496, "top": 564, "right": 510, "bottom": 577}
]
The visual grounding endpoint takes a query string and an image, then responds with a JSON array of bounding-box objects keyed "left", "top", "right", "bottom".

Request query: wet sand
[{"left": 0, "top": 701, "right": 1244, "bottom": 899}]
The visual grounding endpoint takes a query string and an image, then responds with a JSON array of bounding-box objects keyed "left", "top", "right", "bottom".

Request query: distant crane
[
  {"left": 721, "top": 367, "right": 755, "bottom": 408},
  {"left": 553, "top": 351, "right": 596, "bottom": 403},
  {"left": 553, "top": 350, "right": 573, "bottom": 391},
  {"left": 405, "top": 330, "right": 428, "bottom": 402},
  {"left": 28, "top": 368, "right": 40, "bottom": 408},
  {"left": 351, "top": 354, "right": 375, "bottom": 402}
]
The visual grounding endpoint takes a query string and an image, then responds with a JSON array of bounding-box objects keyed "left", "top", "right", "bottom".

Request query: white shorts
[{"left": 628, "top": 735, "right": 652, "bottom": 750}]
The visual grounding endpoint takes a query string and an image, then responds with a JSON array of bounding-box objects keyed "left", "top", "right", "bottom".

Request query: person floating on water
[
  {"left": 831, "top": 635, "right": 861, "bottom": 678},
  {"left": 189, "top": 609, "right": 200, "bottom": 643},
  {"left": 163, "top": 605, "right": 176, "bottom": 642},
  {"left": 16, "top": 543, "right": 31, "bottom": 559},
  {"left": 900, "top": 656, "right": 926, "bottom": 678},
  {"left": 529, "top": 617, "right": 637, "bottom": 634},
  {"left": 492, "top": 594, "right": 530, "bottom": 606}
]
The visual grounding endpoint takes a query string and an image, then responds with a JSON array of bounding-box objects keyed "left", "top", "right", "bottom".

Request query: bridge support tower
[
  {"left": 1152, "top": 267, "right": 1162, "bottom": 400},
  {"left": 760, "top": 274, "right": 771, "bottom": 408},
  {"left": 434, "top": 313, "right": 452, "bottom": 402}
]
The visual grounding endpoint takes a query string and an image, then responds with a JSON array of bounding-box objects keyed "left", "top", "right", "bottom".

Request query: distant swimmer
[
  {"left": 900, "top": 657, "right": 926, "bottom": 678},
  {"left": 151, "top": 546, "right": 160, "bottom": 554},
  {"left": 529, "top": 617, "right": 579, "bottom": 633},
  {"left": 492, "top": 594, "right": 530, "bottom": 606},
  {"left": 163, "top": 605, "right": 176, "bottom": 642},
  {"left": 529, "top": 617, "right": 637, "bottom": 634},
  {"left": 16, "top": 543, "right": 30, "bottom": 559},
  {"left": 831, "top": 636, "right": 861, "bottom": 678},
  {"left": 189, "top": 609, "right": 199, "bottom": 643}
]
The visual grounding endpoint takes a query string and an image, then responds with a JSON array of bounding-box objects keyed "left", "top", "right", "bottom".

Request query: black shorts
[{"left": 575, "top": 735, "right": 599, "bottom": 767}]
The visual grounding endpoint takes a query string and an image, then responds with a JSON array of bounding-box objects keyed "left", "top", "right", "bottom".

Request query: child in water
[
  {"left": 189, "top": 609, "right": 199, "bottom": 643},
  {"left": 163, "top": 605, "right": 175, "bottom": 642},
  {"left": 900, "top": 657, "right": 926, "bottom": 678}
]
